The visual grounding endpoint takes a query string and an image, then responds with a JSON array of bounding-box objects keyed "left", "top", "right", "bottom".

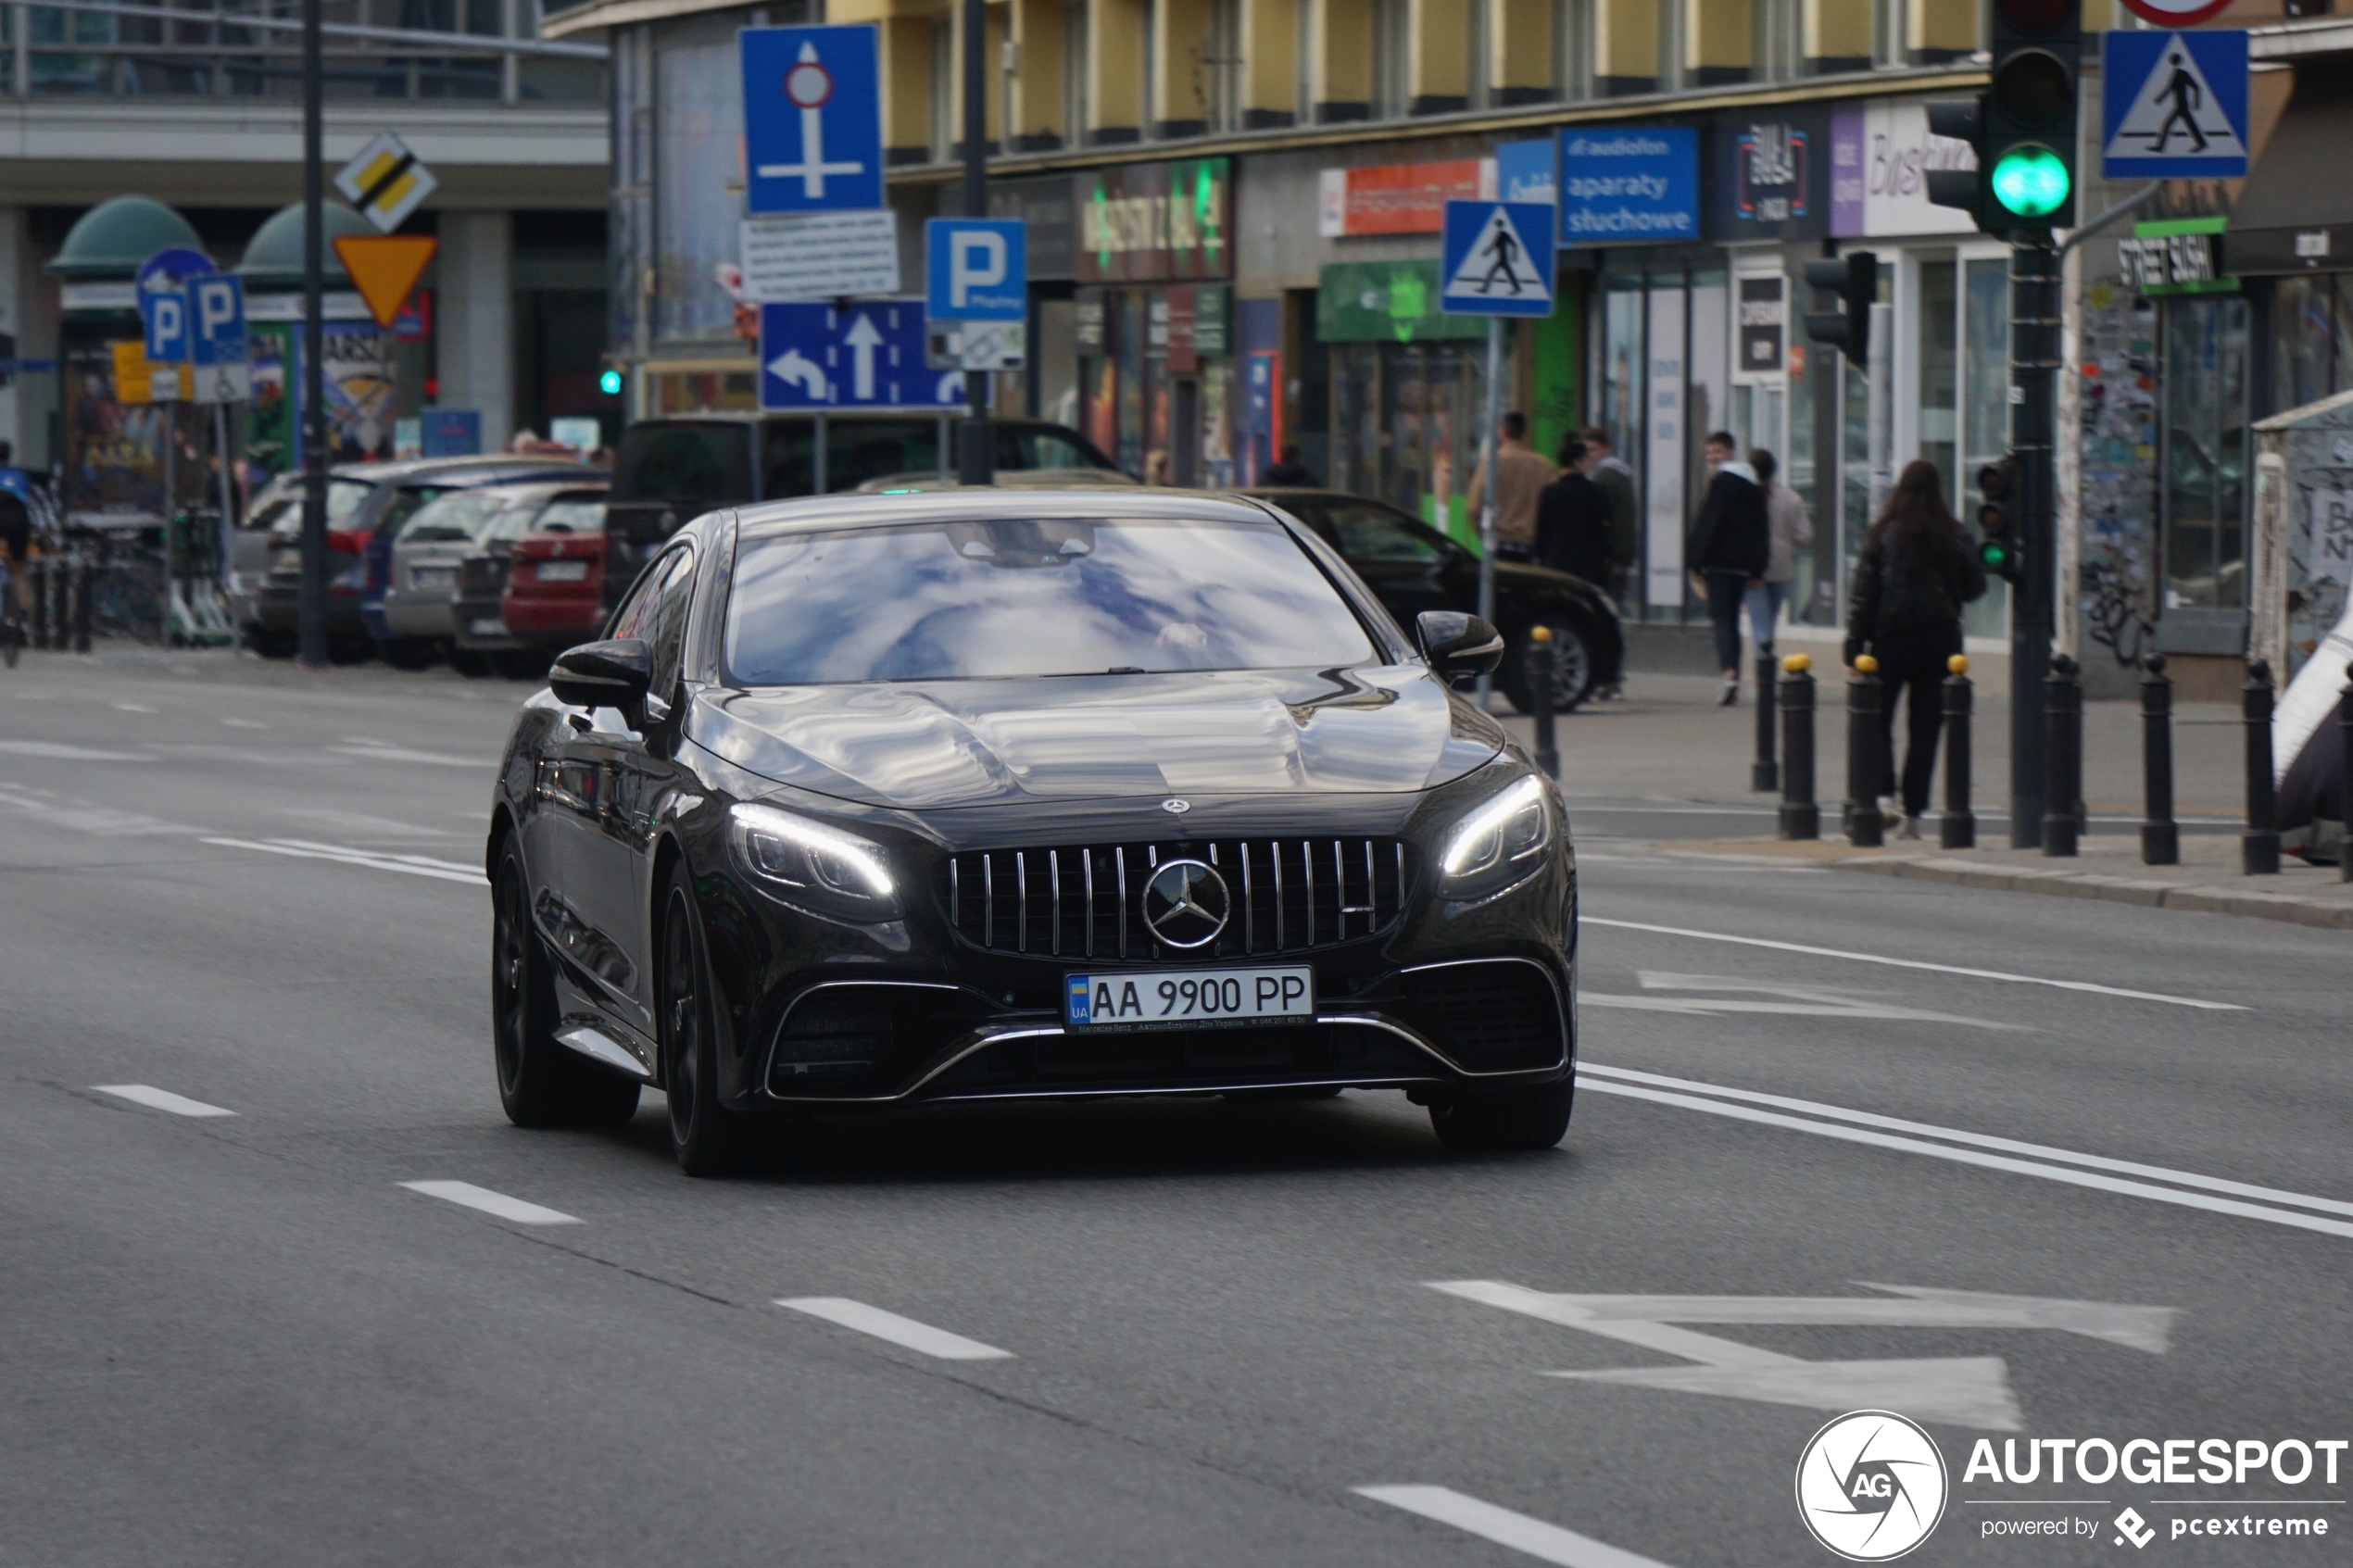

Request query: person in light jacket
[{"left": 1743, "top": 447, "right": 1814, "bottom": 663}]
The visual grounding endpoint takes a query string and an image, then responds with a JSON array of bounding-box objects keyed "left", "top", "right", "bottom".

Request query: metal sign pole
[
  {"left": 955, "top": 0, "right": 992, "bottom": 486},
  {"left": 160, "top": 398, "right": 176, "bottom": 640},
  {"left": 2008, "top": 230, "right": 2058, "bottom": 848},
  {"left": 1474, "top": 314, "right": 1503, "bottom": 708},
  {"left": 296, "top": 0, "right": 327, "bottom": 669}
]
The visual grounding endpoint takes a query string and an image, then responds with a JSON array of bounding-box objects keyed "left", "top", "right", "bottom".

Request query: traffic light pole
[
  {"left": 296, "top": 0, "right": 326, "bottom": 669},
  {"left": 2007, "top": 230, "right": 2059, "bottom": 848},
  {"left": 955, "top": 0, "right": 993, "bottom": 487}
]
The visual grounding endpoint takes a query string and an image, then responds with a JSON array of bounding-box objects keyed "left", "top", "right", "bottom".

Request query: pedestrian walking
[
  {"left": 1466, "top": 412, "right": 1556, "bottom": 561},
  {"left": 1743, "top": 447, "right": 1814, "bottom": 662},
  {"left": 1843, "top": 458, "right": 1988, "bottom": 839},
  {"left": 1535, "top": 433, "right": 1615, "bottom": 588},
  {"left": 1579, "top": 426, "right": 1639, "bottom": 601},
  {"left": 1263, "top": 442, "right": 1317, "bottom": 486},
  {"left": 1687, "top": 431, "right": 1769, "bottom": 706}
]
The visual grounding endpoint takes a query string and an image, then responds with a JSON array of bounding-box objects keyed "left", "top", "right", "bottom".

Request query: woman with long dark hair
[{"left": 1844, "top": 459, "right": 1987, "bottom": 837}]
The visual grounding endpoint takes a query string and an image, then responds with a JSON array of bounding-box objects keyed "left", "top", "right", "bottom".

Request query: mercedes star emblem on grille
[
  {"left": 1162, "top": 798, "right": 1190, "bottom": 814},
  {"left": 1140, "top": 859, "right": 1229, "bottom": 948}
]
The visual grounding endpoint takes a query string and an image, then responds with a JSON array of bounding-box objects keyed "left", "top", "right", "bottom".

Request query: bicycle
[{"left": 0, "top": 557, "right": 21, "bottom": 668}]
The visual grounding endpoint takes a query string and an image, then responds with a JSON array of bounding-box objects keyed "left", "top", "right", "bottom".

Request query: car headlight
[
  {"left": 726, "top": 802, "right": 903, "bottom": 923},
  {"left": 1437, "top": 774, "right": 1553, "bottom": 903}
]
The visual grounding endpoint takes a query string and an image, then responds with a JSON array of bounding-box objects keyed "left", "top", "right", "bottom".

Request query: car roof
[
  {"left": 457, "top": 479, "right": 610, "bottom": 507},
  {"left": 852, "top": 468, "right": 1142, "bottom": 493},
  {"left": 733, "top": 486, "right": 1286, "bottom": 541},
  {"left": 629, "top": 413, "right": 1080, "bottom": 429},
  {"left": 328, "top": 456, "right": 598, "bottom": 485}
]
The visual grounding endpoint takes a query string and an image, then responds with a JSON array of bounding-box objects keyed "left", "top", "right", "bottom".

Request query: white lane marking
[
  {"left": 92, "top": 1084, "right": 237, "bottom": 1118},
  {"left": 112, "top": 702, "right": 157, "bottom": 713},
  {"left": 0, "top": 740, "right": 153, "bottom": 761},
  {"left": 1580, "top": 1063, "right": 2353, "bottom": 1221},
  {"left": 284, "top": 807, "right": 453, "bottom": 838},
  {"left": 774, "top": 1298, "right": 1014, "bottom": 1361},
  {"left": 1355, "top": 1486, "right": 1680, "bottom": 1568},
  {"left": 396, "top": 1180, "right": 581, "bottom": 1224},
  {"left": 220, "top": 717, "right": 266, "bottom": 729},
  {"left": 1579, "top": 972, "right": 2020, "bottom": 1030},
  {"left": 1578, "top": 1075, "right": 2353, "bottom": 1241},
  {"left": 202, "top": 836, "right": 484, "bottom": 884},
  {"left": 1581, "top": 917, "right": 2242, "bottom": 1010},
  {"left": 0, "top": 785, "right": 188, "bottom": 836},
  {"left": 333, "top": 739, "right": 489, "bottom": 769}
]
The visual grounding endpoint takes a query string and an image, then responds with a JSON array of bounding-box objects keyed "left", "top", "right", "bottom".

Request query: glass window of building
[{"left": 2160, "top": 296, "right": 2251, "bottom": 613}]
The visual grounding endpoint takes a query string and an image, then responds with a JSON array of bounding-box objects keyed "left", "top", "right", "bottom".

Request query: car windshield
[
  {"left": 725, "top": 516, "right": 1376, "bottom": 684},
  {"left": 497, "top": 495, "right": 605, "bottom": 541},
  {"left": 397, "top": 491, "right": 511, "bottom": 544},
  {"left": 270, "top": 479, "right": 371, "bottom": 535}
]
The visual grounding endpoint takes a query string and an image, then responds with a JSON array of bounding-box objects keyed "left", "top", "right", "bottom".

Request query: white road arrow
[
  {"left": 765, "top": 347, "right": 828, "bottom": 398},
  {"left": 1430, "top": 1281, "right": 2175, "bottom": 1431},
  {"left": 842, "top": 312, "right": 883, "bottom": 400}
]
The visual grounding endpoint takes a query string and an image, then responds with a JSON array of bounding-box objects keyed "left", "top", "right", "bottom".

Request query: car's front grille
[
  {"left": 1405, "top": 962, "right": 1565, "bottom": 1071},
  {"left": 938, "top": 838, "right": 1412, "bottom": 961}
]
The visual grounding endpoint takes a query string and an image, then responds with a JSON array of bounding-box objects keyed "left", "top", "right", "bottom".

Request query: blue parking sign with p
[
  {"left": 741, "top": 24, "right": 884, "bottom": 214},
  {"left": 142, "top": 289, "right": 188, "bottom": 363},
  {"left": 925, "top": 219, "right": 1026, "bottom": 321},
  {"left": 189, "top": 274, "right": 246, "bottom": 367}
]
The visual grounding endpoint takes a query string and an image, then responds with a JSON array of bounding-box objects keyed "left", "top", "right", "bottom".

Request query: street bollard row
[
  {"left": 1942, "top": 656, "right": 1973, "bottom": 850},
  {"left": 2141, "top": 656, "right": 2178, "bottom": 867},
  {"left": 1845, "top": 655, "right": 1883, "bottom": 849},
  {"left": 2042, "top": 654, "right": 2082, "bottom": 859},
  {"left": 1777, "top": 655, "right": 1818, "bottom": 841}
]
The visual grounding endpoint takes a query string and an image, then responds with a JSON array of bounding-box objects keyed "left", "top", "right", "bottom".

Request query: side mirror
[
  {"left": 1415, "top": 610, "right": 1504, "bottom": 688},
  {"left": 549, "top": 637, "right": 652, "bottom": 729}
]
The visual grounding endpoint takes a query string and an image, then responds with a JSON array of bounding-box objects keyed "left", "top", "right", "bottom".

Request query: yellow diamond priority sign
[{"left": 334, "top": 132, "right": 438, "bottom": 234}]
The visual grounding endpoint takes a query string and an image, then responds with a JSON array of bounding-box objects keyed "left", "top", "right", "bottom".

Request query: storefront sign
[
  {"left": 1191, "top": 285, "right": 1230, "bottom": 358},
  {"left": 1074, "top": 293, "right": 1105, "bottom": 350},
  {"left": 1736, "top": 275, "right": 1786, "bottom": 377},
  {"left": 1317, "top": 159, "right": 1494, "bottom": 238},
  {"left": 1496, "top": 139, "right": 1556, "bottom": 207},
  {"left": 1075, "top": 158, "right": 1231, "bottom": 282},
  {"left": 1708, "top": 110, "right": 1829, "bottom": 241},
  {"left": 1557, "top": 127, "right": 1700, "bottom": 246},
  {"left": 1831, "top": 100, "right": 1979, "bottom": 238},
  {"left": 2120, "top": 218, "right": 2238, "bottom": 295},
  {"left": 1316, "top": 260, "right": 1488, "bottom": 344}
]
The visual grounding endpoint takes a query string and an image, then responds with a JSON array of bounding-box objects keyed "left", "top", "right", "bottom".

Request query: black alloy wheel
[
  {"left": 492, "top": 841, "right": 640, "bottom": 1128},
  {"left": 1502, "top": 620, "right": 1595, "bottom": 716},
  {"left": 660, "top": 864, "right": 752, "bottom": 1177},
  {"left": 1428, "top": 1079, "right": 1574, "bottom": 1153}
]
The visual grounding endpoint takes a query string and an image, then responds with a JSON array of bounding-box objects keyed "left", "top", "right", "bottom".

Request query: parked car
[
  {"left": 233, "top": 472, "right": 372, "bottom": 658},
  {"left": 603, "top": 413, "right": 1116, "bottom": 546},
  {"left": 253, "top": 456, "right": 596, "bottom": 662},
  {"left": 1240, "top": 488, "right": 1625, "bottom": 712},
  {"left": 500, "top": 526, "right": 611, "bottom": 660},
  {"left": 450, "top": 484, "right": 610, "bottom": 677}
]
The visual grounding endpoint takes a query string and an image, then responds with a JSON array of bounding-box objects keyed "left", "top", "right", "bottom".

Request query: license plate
[
  {"left": 467, "top": 617, "right": 505, "bottom": 636},
  {"left": 535, "top": 559, "right": 588, "bottom": 582},
  {"left": 411, "top": 566, "right": 455, "bottom": 588},
  {"left": 1065, "top": 966, "right": 1314, "bottom": 1029}
]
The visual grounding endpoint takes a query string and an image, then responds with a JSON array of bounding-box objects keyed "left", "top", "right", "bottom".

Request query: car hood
[{"left": 688, "top": 666, "right": 1506, "bottom": 809}]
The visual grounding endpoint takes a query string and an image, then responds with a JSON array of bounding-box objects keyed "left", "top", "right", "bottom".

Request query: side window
[
  {"left": 604, "top": 549, "right": 674, "bottom": 641},
  {"left": 642, "top": 548, "right": 698, "bottom": 699},
  {"left": 1325, "top": 503, "right": 1448, "bottom": 564}
]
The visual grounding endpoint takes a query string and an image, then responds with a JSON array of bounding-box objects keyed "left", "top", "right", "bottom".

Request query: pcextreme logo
[{"left": 1797, "top": 1411, "right": 1950, "bottom": 1561}]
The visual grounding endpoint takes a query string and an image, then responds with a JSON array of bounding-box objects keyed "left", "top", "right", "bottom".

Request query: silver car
[{"left": 380, "top": 483, "right": 602, "bottom": 651}]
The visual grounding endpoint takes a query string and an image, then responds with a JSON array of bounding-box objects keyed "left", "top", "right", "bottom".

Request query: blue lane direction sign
[
  {"left": 759, "top": 299, "right": 965, "bottom": 411},
  {"left": 925, "top": 219, "right": 1026, "bottom": 321},
  {"left": 1441, "top": 201, "right": 1555, "bottom": 318},
  {"left": 741, "top": 24, "right": 884, "bottom": 215},
  {"left": 2102, "top": 30, "right": 2247, "bottom": 181}
]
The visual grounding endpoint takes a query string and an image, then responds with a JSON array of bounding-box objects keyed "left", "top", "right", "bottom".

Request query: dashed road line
[
  {"left": 92, "top": 1084, "right": 236, "bottom": 1118},
  {"left": 1581, "top": 917, "right": 2242, "bottom": 1010},
  {"left": 1579, "top": 1065, "right": 2353, "bottom": 1240},
  {"left": 1355, "top": 1486, "right": 1680, "bottom": 1568},
  {"left": 396, "top": 1181, "right": 581, "bottom": 1225},
  {"left": 203, "top": 836, "right": 484, "bottom": 884},
  {"left": 333, "top": 738, "right": 490, "bottom": 769},
  {"left": 774, "top": 1298, "right": 1014, "bottom": 1361}
]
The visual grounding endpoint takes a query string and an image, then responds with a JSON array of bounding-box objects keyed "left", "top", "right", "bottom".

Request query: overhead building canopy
[{"left": 2227, "top": 69, "right": 2353, "bottom": 277}]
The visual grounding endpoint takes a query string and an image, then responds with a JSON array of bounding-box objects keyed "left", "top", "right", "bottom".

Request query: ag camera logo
[{"left": 1796, "top": 1411, "right": 1949, "bottom": 1561}]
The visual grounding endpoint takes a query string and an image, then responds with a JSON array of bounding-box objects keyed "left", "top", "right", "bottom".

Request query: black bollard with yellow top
[
  {"left": 1527, "top": 624, "right": 1560, "bottom": 783},
  {"left": 1941, "top": 654, "right": 1973, "bottom": 849},
  {"left": 1778, "top": 653, "right": 1818, "bottom": 840},
  {"left": 1845, "top": 653, "right": 1884, "bottom": 848}
]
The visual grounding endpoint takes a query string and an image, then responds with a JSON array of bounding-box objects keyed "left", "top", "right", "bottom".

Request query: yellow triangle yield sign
[{"left": 333, "top": 234, "right": 438, "bottom": 329}]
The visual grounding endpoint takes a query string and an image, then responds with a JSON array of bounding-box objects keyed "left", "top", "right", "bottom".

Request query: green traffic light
[
  {"left": 1980, "top": 541, "right": 2010, "bottom": 571},
  {"left": 598, "top": 369, "right": 623, "bottom": 396},
  {"left": 1991, "top": 144, "right": 2070, "bottom": 220}
]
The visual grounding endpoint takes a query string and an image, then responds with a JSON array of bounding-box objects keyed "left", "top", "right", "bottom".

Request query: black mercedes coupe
[{"left": 485, "top": 488, "right": 1577, "bottom": 1175}]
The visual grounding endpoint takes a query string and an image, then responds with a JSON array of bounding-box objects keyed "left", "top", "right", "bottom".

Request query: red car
[{"left": 501, "top": 528, "right": 610, "bottom": 657}]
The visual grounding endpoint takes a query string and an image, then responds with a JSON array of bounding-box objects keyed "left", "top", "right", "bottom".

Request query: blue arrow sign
[
  {"left": 758, "top": 299, "right": 965, "bottom": 410},
  {"left": 741, "top": 24, "right": 884, "bottom": 215},
  {"left": 925, "top": 218, "right": 1026, "bottom": 321},
  {"left": 2102, "top": 30, "right": 2247, "bottom": 180},
  {"left": 188, "top": 274, "right": 246, "bottom": 367},
  {"left": 1441, "top": 201, "right": 1556, "bottom": 318}
]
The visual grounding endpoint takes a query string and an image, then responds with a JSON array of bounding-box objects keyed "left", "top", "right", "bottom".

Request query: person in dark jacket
[
  {"left": 1263, "top": 443, "right": 1317, "bottom": 486},
  {"left": 1535, "top": 434, "right": 1615, "bottom": 587},
  {"left": 1844, "top": 458, "right": 1989, "bottom": 838},
  {"left": 1686, "top": 431, "right": 1769, "bottom": 705}
]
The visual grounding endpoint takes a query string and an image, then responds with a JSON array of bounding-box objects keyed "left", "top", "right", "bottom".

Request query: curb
[{"left": 1836, "top": 855, "right": 2353, "bottom": 931}]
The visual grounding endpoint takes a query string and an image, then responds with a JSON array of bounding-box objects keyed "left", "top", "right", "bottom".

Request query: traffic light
[
  {"left": 1923, "top": 95, "right": 1991, "bottom": 229},
  {"left": 1802, "top": 251, "right": 1877, "bottom": 368},
  {"left": 1985, "top": 0, "right": 2079, "bottom": 228},
  {"left": 598, "top": 367, "right": 624, "bottom": 397},
  {"left": 1975, "top": 457, "right": 2025, "bottom": 585}
]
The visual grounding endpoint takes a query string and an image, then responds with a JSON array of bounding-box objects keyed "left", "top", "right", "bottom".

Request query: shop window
[
  {"left": 2160, "top": 295, "right": 2250, "bottom": 615},
  {"left": 2272, "top": 274, "right": 2353, "bottom": 415},
  {"left": 1958, "top": 256, "right": 2010, "bottom": 640}
]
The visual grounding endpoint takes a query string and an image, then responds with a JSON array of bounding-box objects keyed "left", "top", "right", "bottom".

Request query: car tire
[
  {"left": 492, "top": 840, "right": 640, "bottom": 1129},
  {"left": 660, "top": 863, "right": 754, "bottom": 1178},
  {"left": 1502, "top": 620, "right": 1596, "bottom": 716},
  {"left": 447, "top": 648, "right": 491, "bottom": 678},
  {"left": 1428, "top": 1079, "right": 1573, "bottom": 1153},
  {"left": 248, "top": 628, "right": 296, "bottom": 659}
]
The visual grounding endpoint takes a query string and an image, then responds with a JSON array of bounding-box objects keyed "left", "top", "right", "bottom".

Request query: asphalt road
[{"left": 5, "top": 652, "right": 2348, "bottom": 1568}]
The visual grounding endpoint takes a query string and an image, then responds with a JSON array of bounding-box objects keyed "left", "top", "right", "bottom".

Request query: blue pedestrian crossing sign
[
  {"left": 759, "top": 299, "right": 965, "bottom": 410},
  {"left": 1441, "top": 201, "right": 1554, "bottom": 318},
  {"left": 741, "top": 24, "right": 884, "bottom": 214},
  {"left": 2102, "top": 29, "right": 2247, "bottom": 180},
  {"left": 925, "top": 219, "right": 1026, "bottom": 321}
]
